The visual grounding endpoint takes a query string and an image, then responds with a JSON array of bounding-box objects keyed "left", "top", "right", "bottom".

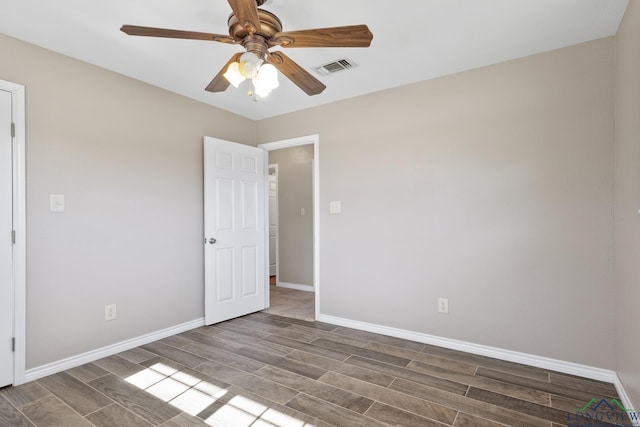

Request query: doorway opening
[{"left": 259, "top": 135, "right": 319, "bottom": 321}]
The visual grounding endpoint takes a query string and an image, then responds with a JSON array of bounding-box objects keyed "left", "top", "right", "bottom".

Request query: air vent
[{"left": 314, "top": 58, "right": 357, "bottom": 76}]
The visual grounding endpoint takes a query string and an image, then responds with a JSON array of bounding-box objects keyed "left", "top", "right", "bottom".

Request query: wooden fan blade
[
  {"left": 227, "top": 0, "right": 261, "bottom": 34},
  {"left": 271, "top": 25, "right": 373, "bottom": 48},
  {"left": 267, "top": 51, "right": 326, "bottom": 96},
  {"left": 205, "top": 53, "right": 243, "bottom": 93},
  {"left": 121, "top": 25, "right": 236, "bottom": 44}
]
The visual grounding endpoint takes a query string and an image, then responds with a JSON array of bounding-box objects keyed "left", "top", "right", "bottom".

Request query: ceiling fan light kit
[
  {"left": 121, "top": 0, "right": 373, "bottom": 100},
  {"left": 222, "top": 52, "right": 279, "bottom": 99}
]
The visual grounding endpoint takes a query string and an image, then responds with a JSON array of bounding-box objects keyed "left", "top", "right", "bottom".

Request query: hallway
[{"left": 263, "top": 279, "right": 314, "bottom": 321}]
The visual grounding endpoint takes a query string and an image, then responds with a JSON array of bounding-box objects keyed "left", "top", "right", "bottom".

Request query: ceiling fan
[{"left": 121, "top": 0, "right": 373, "bottom": 98}]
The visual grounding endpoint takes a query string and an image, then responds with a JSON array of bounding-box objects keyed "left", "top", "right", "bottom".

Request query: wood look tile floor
[
  {"left": 263, "top": 281, "right": 315, "bottom": 321},
  {"left": 0, "top": 312, "right": 633, "bottom": 427}
]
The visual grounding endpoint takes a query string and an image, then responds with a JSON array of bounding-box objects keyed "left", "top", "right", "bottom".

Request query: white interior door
[
  {"left": 0, "top": 89, "right": 13, "bottom": 387},
  {"left": 204, "top": 136, "right": 266, "bottom": 325}
]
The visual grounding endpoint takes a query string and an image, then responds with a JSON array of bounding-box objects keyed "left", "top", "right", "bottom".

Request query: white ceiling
[{"left": 0, "top": 0, "right": 629, "bottom": 120}]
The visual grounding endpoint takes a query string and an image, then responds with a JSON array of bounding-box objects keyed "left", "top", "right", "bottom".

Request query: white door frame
[
  {"left": 0, "top": 79, "right": 26, "bottom": 385},
  {"left": 267, "top": 164, "right": 279, "bottom": 281},
  {"left": 259, "top": 135, "right": 320, "bottom": 319}
]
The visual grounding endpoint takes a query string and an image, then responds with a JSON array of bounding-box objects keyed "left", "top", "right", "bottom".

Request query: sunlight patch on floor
[{"left": 125, "top": 362, "right": 312, "bottom": 426}]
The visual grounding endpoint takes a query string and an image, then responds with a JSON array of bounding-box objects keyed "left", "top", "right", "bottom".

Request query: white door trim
[
  {"left": 268, "top": 164, "right": 279, "bottom": 281},
  {"left": 0, "top": 79, "right": 26, "bottom": 385},
  {"left": 259, "top": 135, "right": 320, "bottom": 319}
]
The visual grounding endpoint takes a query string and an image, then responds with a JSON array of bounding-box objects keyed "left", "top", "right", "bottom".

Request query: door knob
[{"left": 208, "top": 238, "right": 217, "bottom": 244}]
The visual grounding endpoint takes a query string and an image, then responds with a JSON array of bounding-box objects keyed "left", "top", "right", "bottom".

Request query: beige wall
[
  {"left": 0, "top": 34, "right": 255, "bottom": 368},
  {"left": 258, "top": 38, "right": 616, "bottom": 368},
  {"left": 0, "top": 29, "right": 624, "bottom": 374},
  {"left": 614, "top": 0, "right": 640, "bottom": 407},
  {"left": 268, "top": 146, "right": 314, "bottom": 287}
]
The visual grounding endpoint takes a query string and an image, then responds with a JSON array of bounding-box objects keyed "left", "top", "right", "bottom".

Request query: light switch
[
  {"left": 301, "top": 208, "right": 306, "bottom": 216},
  {"left": 50, "top": 194, "right": 65, "bottom": 212},
  {"left": 329, "top": 201, "right": 341, "bottom": 214}
]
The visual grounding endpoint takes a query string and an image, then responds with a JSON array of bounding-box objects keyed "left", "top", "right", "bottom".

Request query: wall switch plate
[
  {"left": 301, "top": 208, "right": 305, "bottom": 216},
  {"left": 329, "top": 201, "right": 341, "bottom": 214},
  {"left": 50, "top": 194, "right": 65, "bottom": 212},
  {"left": 105, "top": 304, "right": 117, "bottom": 321},
  {"left": 438, "top": 298, "right": 449, "bottom": 314}
]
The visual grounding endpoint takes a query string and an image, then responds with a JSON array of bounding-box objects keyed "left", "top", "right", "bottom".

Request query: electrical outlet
[
  {"left": 105, "top": 304, "right": 117, "bottom": 321},
  {"left": 438, "top": 298, "right": 449, "bottom": 314}
]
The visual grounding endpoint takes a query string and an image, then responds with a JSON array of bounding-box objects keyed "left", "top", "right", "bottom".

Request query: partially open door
[
  {"left": 204, "top": 137, "right": 266, "bottom": 325},
  {"left": 0, "top": 89, "right": 13, "bottom": 387}
]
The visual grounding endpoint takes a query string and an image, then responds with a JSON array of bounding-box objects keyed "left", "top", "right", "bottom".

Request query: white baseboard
[
  {"left": 25, "top": 317, "right": 205, "bottom": 383},
  {"left": 317, "top": 313, "right": 617, "bottom": 383},
  {"left": 276, "top": 282, "right": 314, "bottom": 292},
  {"left": 614, "top": 374, "right": 640, "bottom": 426}
]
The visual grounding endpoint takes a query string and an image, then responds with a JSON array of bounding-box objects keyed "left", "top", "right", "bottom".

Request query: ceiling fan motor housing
[{"left": 228, "top": 9, "right": 283, "bottom": 59}]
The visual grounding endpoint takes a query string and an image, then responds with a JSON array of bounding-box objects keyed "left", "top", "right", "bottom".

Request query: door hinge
[
  {"left": 11, "top": 338, "right": 15, "bottom": 352},
  {"left": 11, "top": 230, "right": 15, "bottom": 244},
  {"left": 11, "top": 122, "right": 15, "bottom": 138}
]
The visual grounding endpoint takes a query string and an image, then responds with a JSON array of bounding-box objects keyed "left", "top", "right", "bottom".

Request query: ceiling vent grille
[{"left": 314, "top": 58, "right": 357, "bottom": 76}]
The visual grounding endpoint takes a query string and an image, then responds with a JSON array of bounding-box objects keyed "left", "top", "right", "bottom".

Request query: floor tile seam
[
  {"left": 217, "top": 321, "right": 295, "bottom": 339},
  {"left": 457, "top": 410, "right": 515, "bottom": 427},
  {"left": 451, "top": 410, "right": 460, "bottom": 426},
  {"left": 181, "top": 337, "right": 272, "bottom": 368},
  {"left": 312, "top": 370, "right": 379, "bottom": 415},
  {"left": 36, "top": 376, "right": 116, "bottom": 418},
  {"left": 297, "top": 325, "right": 369, "bottom": 349},
  {"left": 27, "top": 391, "right": 104, "bottom": 427},
  {"left": 192, "top": 353, "right": 265, "bottom": 378},
  {"left": 368, "top": 394, "right": 456, "bottom": 425},
  {"left": 475, "top": 359, "right": 554, "bottom": 382},
  {"left": 549, "top": 371, "right": 615, "bottom": 385},
  {"left": 99, "top": 401, "right": 168, "bottom": 427},
  {"left": 405, "top": 362, "right": 555, "bottom": 406},
  {"left": 311, "top": 338, "right": 412, "bottom": 367},
  {"left": 476, "top": 369, "right": 612, "bottom": 402},
  {"left": 229, "top": 345, "right": 323, "bottom": 375},
  {"left": 195, "top": 362, "right": 299, "bottom": 400},
  {"left": 320, "top": 370, "right": 460, "bottom": 425},
  {"left": 391, "top": 377, "right": 479, "bottom": 412},
  {"left": 463, "top": 382, "right": 553, "bottom": 407},
  {"left": 0, "top": 385, "right": 53, "bottom": 410},
  {"left": 292, "top": 391, "right": 383, "bottom": 426},
  {"left": 2, "top": 394, "right": 39, "bottom": 427},
  {"left": 207, "top": 329, "right": 299, "bottom": 358},
  {"left": 390, "top": 376, "right": 549, "bottom": 427},
  {"left": 276, "top": 387, "right": 339, "bottom": 427},
  {"left": 546, "top": 389, "right": 618, "bottom": 410},
  {"left": 141, "top": 343, "right": 211, "bottom": 367},
  {"left": 365, "top": 343, "right": 477, "bottom": 372},
  {"left": 66, "top": 370, "right": 112, "bottom": 385},
  {"left": 267, "top": 326, "right": 324, "bottom": 344},
  {"left": 143, "top": 338, "right": 246, "bottom": 371},
  {"left": 230, "top": 332, "right": 308, "bottom": 354},
  {"left": 547, "top": 380, "right": 620, "bottom": 398},
  {"left": 327, "top": 329, "right": 425, "bottom": 353},
  {"left": 418, "top": 349, "right": 487, "bottom": 368},
  {"left": 203, "top": 386, "right": 307, "bottom": 427},
  {"left": 465, "top": 386, "right": 578, "bottom": 426},
  {"left": 345, "top": 354, "right": 469, "bottom": 393},
  {"left": 158, "top": 413, "right": 184, "bottom": 426},
  {"left": 264, "top": 334, "right": 354, "bottom": 362},
  {"left": 364, "top": 400, "right": 453, "bottom": 427},
  {"left": 153, "top": 365, "right": 216, "bottom": 398}
]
